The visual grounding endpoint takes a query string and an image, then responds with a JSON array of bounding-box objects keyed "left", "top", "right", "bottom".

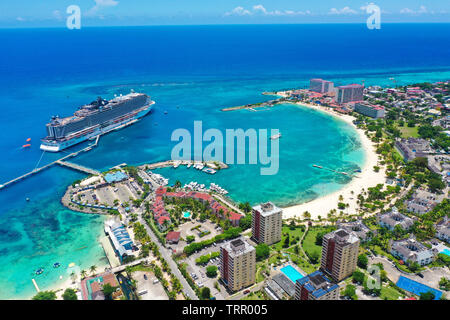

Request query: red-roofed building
[
  {"left": 166, "top": 231, "right": 181, "bottom": 244},
  {"left": 157, "top": 216, "right": 171, "bottom": 231},
  {"left": 156, "top": 187, "right": 167, "bottom": 196}
]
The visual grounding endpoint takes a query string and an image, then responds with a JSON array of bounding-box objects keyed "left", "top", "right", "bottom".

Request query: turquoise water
[
  {"left": 0, "top": 167, "right": 109, "bottom": 300},
  {"left": 441, "top": 248, "right": 450, "bottom": 256},
  {"left": 0, "top": 25, "right": 449, "bottom": 299},
  {"left": 280, "top": 265, "right": 304, "bottom": 283},
  {"left": 183, "top": 211, "right": 192, "bottom": 218}
]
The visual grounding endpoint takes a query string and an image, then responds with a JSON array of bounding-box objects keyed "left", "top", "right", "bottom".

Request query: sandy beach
[{"left": 277, "top": 97, "right": 386, "bottom": 221}]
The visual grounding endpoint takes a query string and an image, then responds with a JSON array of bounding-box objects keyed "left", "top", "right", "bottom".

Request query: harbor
[
  {"left": 0, "top": 135, "right": 101, "bottom": 190},
  {"left": 140, "top": 159, "right": 228, "bottom": 172}
]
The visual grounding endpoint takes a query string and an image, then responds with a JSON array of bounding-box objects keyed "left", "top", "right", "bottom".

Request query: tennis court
[{"left": 396, "top": 276, "right": 442, "bottom": 300}]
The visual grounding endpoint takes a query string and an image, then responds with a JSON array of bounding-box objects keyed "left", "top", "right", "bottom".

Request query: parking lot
[
  {"left": 95, "top": 186, "right": 118, "bottom": 206},
  {"left": 181, "top": 243, "right": 228, "bottom": 300},
  {"left": 133, "top": 271, "right": 168, "bottom": 300},
  {"left": 113, "top": 183, "right": 136, "bottom": 204}
]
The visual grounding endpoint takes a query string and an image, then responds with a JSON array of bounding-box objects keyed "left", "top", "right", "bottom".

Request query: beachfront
[{"left": 275, "top": 94, "right": 386, "bottom": 220}]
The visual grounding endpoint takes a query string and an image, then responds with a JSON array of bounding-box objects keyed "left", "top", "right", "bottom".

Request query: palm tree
[
  {"left": 90, "top": 265, "right": 97, "bottom": 275},
  {"left": 70, "top": 271, "right": 77, "bottom": 283},
  {"left": 80, "top": 270, "right": 87, "bottom": 279},
  {"left": 303, "top": 211, "right": 311, "bottom": 220}
]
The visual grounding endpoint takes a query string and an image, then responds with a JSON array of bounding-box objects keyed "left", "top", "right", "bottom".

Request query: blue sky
[{"left": 1, "top": 0, "right": 449, "bottom": 27}]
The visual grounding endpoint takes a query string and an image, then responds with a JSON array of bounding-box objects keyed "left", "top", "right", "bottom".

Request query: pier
[
  {"left": 140, "top": 160, "right": 228, "bottom": 170},
  {"left": 221, "top": 98, "right": 283, "bottom": 112},
  {"left": 0, "top": 136, "right": 101, "bottom": 190},
  {"left": 56, "top": 161, "right": 100, "bottom": 176},
  {"left": 31, "top": 278, "right": 40, "bottom": 293}
]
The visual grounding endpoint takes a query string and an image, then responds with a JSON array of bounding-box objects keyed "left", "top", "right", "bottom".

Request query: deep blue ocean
[{"left": 0, "top": 24, "right": 449, "bottom": 299}]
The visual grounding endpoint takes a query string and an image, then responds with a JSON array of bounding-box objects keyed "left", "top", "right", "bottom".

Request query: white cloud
[
  {"left": 418, "top": 5, "right": 428, "bottom": 13},
  {"left": 328, "top": 7, "right": 358, "bottom": 15},
  {"left": 400, "top": 5, "right": 430, "bottom": 15},
  {"left": 16, "top": 17, "right": 25, "bottom": 22},
  {"left": 225, "top": 4, "right": 311, "bottom": 17},
  {"left": 87, "top": 0, "right": 119, "bottom": 16},
  {"left": 224, "top": 6, "right": 252, "bottom": 16}
]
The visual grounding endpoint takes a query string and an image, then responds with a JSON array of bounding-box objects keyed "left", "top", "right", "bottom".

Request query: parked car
[{"left": 243, "top": 290, "right": 250, "bottom": 294}]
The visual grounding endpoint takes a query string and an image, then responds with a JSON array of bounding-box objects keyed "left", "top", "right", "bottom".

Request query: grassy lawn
[
  {"left": 271, "top": 225, "right": 305, "bottom": 251},
  {"left": 241, "top": 290, "right": 266, "bottom": 300},
  {"left": 290, "top": 253, "right": 318, "bottom": 274},
  {"left": 302, "top": 226, "right": 328, "bottom": 258},
  {"left": 256, "top": 262, "right": 268, "bottom": 283},
  {"left": 128, "top": 264, "right": 152, "bottom": 273},
  {"left": 380, "top": 285, "right": 403, "bottom": 300},
  {"left": 398, "top": 126, "right": 419, "bottom": 138}
]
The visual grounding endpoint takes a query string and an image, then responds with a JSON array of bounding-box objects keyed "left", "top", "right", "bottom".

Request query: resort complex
[{"left": 22, "top": 78, "right": 449, "bottom": 302}]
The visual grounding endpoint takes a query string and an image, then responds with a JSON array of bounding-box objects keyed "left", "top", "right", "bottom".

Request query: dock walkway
[
  {"left": 56, "top": 160, "right": 100, "bottom": 175},
  {"left": 0, "top": 136, "right": 101, "bottom": 190}
]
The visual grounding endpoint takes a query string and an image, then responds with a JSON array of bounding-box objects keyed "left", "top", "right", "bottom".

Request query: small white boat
[{"left": 271, "top": 133, "right": 282, "bottom": 140}]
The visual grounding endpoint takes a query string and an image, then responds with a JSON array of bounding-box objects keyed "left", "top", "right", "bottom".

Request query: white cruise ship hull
[{"left": 40, "top": 102, "right": 153, "bottom": 152}]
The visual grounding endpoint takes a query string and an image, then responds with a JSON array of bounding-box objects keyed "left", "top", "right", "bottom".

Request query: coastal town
[{"left": 31, "top": 78, "right": 449, "bottom": 301}]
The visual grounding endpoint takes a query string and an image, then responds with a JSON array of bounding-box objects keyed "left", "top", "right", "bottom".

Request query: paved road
[
  {"left": 227, "top": 281, "right": 266, "bottom": 300},
  {"left": 137, "top": 214, "right": 198, "bottom": 300}
]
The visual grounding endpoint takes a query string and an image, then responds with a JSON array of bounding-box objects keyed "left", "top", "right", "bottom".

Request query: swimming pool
[
  {"left": 280, "top": 265, "right": 304, "bottom": 283},
  {"left": 182, "top": 211, "right": 191, "bottom": 218},
  {"left": 440, "top": 248, "right": 450, "bottom": 256}
]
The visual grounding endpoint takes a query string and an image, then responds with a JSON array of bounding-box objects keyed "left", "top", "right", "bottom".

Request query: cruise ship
[{"left": 40, "top": 92, "right": 154, "bottom": 152}]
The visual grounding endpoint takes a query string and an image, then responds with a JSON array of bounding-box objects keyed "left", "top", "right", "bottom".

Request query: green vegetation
[
  {"left": 420, "top": 291, "right": 436, "bottom": 300},
  {"left": 343, "top": 284, "right": 357, "bottom": 300},
  {"left": 398, "top": 126, "right": 419, "bottom": 138},
  {"left": 352, "top": 270, "right": 365, "bottom": 284},
  {"left": 255, "top": 243, "right": 270, "bottom": 261},
  {"left": 302, "top": 226, "right": 335, "bottom": 263},
  {"left": 32, "top": 291, "right": 57, "bottom": 300},
  {"left": 272, "top": 225, "right": 305, "bottom": 251},
  {"left": 195, "top": 251, "right": 220, "bottom": 265},
  {"left": 62, "top": 288, "right": 78, "bottom": 300},
  {"left": 380, "top": 285, "right": 402, "bottom": 300},
  {"left": 183, "top": 227, "right": 242, "bottom": 255},
  {"left": 439, "top": 277, "right": 450, "bottom": 291},
  {"left": 206, "top": 266, "right": 218, "bottom": 278},
  {"left": 200, "top": 287, "right": 211, "bottom": 300},
  {"left": 102, "top": 283, "right": 117, "bottom": 300},
  {"left": 357, "top": 254, "right": 369, "bottom": 269},
  {"left": 241, "top": 290, "right": 267, "bottom": 300}
]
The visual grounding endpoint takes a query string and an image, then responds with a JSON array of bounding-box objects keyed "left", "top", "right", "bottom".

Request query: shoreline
[{"left": 277, "top": 98, "right": 386, "bottom": 220}]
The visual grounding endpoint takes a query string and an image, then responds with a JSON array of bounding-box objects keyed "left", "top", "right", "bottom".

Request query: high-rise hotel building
[
  {"left": 252, "top": 202, "right": 283, "bottom": 245},
  {"left": 335, "top": 84, "right": 364, "bottom": 104},
  {"left": 220, "top": 238, "right": 256, "bottom": 292},
  {"left": 310, "top": 79, "right": 335, "bottom": 93},
  {"left": 320, "top": 229, "right": 360, "bottom": 282}
]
